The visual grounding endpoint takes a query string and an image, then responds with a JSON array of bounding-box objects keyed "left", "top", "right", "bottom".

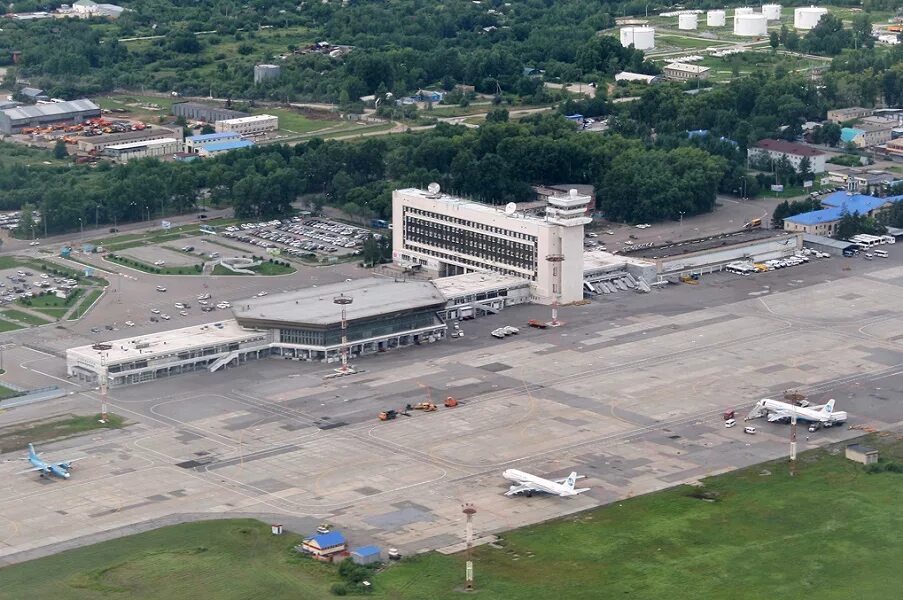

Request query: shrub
[{"left": 330, "top": 583, "right": 347, "bottom": 596}]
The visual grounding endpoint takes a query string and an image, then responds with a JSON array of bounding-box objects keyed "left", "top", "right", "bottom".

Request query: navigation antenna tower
[
  {"left": 463, "top": 503, "right": 477, "bottom": 591},
  {"left": 546, "top": 250, "right": 564, "bottom": 327},
  {"left": 99, "top": 355, "right": 108, "bottom": 424},
  {"left": 333, "top": 293, "right": 354, "bottom": 374}
]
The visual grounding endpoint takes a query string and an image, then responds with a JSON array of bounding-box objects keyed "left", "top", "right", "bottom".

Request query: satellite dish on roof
[
  {"left": 505, "top": 202, "right": 517, "bottom": 215},
  {"left": 427, "top": 182, "right": 441, "bottom": 195}
]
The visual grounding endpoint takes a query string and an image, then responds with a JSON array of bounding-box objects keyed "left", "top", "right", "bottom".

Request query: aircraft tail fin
[
  {"left": 27, "top": 443, "right": 37, "bottom": 458},
  {"left": 563, "top": 472, "right": 578, "bottom": 490},
  {"left": 822, "top": 399, "right": 835, "bottom": 415}
]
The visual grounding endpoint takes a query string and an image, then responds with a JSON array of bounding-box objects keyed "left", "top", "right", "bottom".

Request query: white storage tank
[
  {"left": 762, "top": 3, "right": 782, "bottom": 20},
  {"left": 678, "top": 13, "right": 698, "bottom": 30},
  {"left": 620, "top": 26, "right": 655, "bottom": 50},
  {"left": 794, "top": 5, "right": 827, "bottom": 30},
  {"left": 734, "top": 13, "right": 768, "bottom": 36},
  {"left": 707, "top": 9, "right": 726, "bottom": 26},
  {"left": 734, "top": 6, "right": 754, "bottom": 16}
]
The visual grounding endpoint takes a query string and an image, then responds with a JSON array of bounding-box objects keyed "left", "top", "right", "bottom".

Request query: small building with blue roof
[
  {"left": 197, "top": 139, "right": 255, "bottom": 157},
  {"left": 783, "top": 191, "right": 903, "bottom": 235},
  {"left": 184, "top": 131, "right": 242, "bottom": 153},
  {"left": 351, "top": 545, "right": 381, "bottom": 565},
  {"left": 301, "top": 531, "right": 347, "bottom": 560}
]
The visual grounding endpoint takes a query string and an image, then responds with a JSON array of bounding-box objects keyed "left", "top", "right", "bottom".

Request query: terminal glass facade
[
  {"left": 403, "top": 207, "right": 537, "bottom": 278},
  {"left": 278, "top": 310, "right": 441, "bottom": 347}
]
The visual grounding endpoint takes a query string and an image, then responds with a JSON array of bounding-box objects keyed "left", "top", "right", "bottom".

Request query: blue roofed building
[
  {"left": 351, "top": 545, "right": 381, "bottom": 565},
  {"left": 184, "top": 131, "right": 242, "bottom": 153},
  {"left": 197, "top": 139, "right": 255, "bottom": 157},
  {"left": 301, "top": 531, "right": 347, "bottom": 560},
  {"left": 783, "top": 191, "right": 903, "bottom": 236}
]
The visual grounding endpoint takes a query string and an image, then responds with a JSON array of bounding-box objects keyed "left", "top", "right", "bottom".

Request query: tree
[
  {"left": 14, "top": 204, "right": 37, "bottom": 239},
  {"left": 821, "top": 122, "right": 841, "bottom": 147},
  {"left": 200, "top": 124, "right": 215, "bottom": 134},
  {"left": 52, "top": 140, "right": 68, "bottom": 160},
  {"left": 485, "top": 108, "right": 509, "bottom": 123},
  {"left": 769, "top": 31, "right": 780, "bottom": 52}
]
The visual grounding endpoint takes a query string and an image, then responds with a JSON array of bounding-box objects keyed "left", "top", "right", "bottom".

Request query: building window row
[
  {"left": 404, "top": 207, "right": 534, "bottom": 241},
  {"left": 403, "top": 217, "right": 537, "bottom": 272}
]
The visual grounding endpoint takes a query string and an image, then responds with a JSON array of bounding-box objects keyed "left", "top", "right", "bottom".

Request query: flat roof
[
  {"left": 583, "top": 249, "right": 654, "bottom": 271},
  {"left": 397, "top": 187, "right": 558, "bottom": 227},
  {"left": 202, "top": 140, "right": 255, "bottom": 152},
  {"left": 105, "top": 137, "right": 179, "bottom": 151},
  {"left": 752, "top": 139, "right": 825, "bottom": 157},
  {"left": 82, "top": 128, "right": 178, "bottom": 145},
  {"left": 847, "top": 444, "right": 878, "bottom": 454},
  {"left": 233, "top": 277, "right": 447, "bottom": 327},
  {"left": 186, "top": 131, "right": 241, "bottom": 143},
  {"left": 219, "top": 114, "right": 278, "bottom": 125},
  {"left": 665, "top": 62, "right": 710, "bottom": 73},
  {"left": 67, "top": 320, "right": 263, "bottom": 364},
  {"left": 802, "top": 233, "right": 857, "bottom": 250},
  {"left": 1, "top": 99, "right": 99, "bottom": 121},
  {"left": 431, "top": 272, "right": 529, "bottom": 298},
  {"left": 625, "top": 229, "right": 795, "bottom": 259}
]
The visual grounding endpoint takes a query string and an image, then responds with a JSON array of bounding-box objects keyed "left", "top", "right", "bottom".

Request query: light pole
[
  {"left": 333, "top": 293, "right": 354, "bottom": 374},
  {"left": 678, "top": 211, "right": 685, "bottom": 238},
  {"left": 79, "top": 217, "right": 84, "bottom": 241}
]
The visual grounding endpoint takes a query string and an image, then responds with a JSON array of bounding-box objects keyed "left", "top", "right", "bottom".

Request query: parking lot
[{"left": 221, "top": 216, "right": 374, "bottom": 260}]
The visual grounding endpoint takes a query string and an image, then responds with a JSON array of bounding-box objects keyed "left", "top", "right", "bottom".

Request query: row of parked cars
[
  {"left": 222, "top": 217, "right": 371, "bottom": 259},
  {"left": 725, "top": 248, "right": 828, "bottom": 275},
  {"left": 0, "top": 271, "right": 77, "bottom": 304}
]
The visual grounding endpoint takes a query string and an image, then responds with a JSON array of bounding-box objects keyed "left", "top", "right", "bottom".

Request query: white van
[{"left": 874, "top": 249, "right": 888, "bottom": 258}]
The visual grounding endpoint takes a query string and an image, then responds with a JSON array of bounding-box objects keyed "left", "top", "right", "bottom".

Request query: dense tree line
[
  {"left": 0, "top": 0, "right": 656, "bottom": 103},
  {"left": 0, "top": 113, "right": 730, "bottom": 234}
]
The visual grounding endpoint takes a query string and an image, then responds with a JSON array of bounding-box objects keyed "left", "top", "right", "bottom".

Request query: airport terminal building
[
  {"left": 392, "top": 187, "right": 592, "bottom": 304},
  {"left": 67, "top": 278, "right": 449, "bottom": 386}
]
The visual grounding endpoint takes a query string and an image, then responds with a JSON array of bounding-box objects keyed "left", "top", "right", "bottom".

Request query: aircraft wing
[
  {"left": 560, "top": 488, "right": 592, "bottom": 497},
  {"left": 55, "top": 458, "right": 85, "bottom": 468},
  {"left": 505, "top": 483, "right": 542, "bottom": 496},
  {"left": 16, "top": 466, "right": 46, "bottom": 475}
]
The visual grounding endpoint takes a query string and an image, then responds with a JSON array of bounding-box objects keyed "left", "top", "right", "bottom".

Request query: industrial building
[
  {"left": 845, "top": 444, "right": 879, "bottom": 465},
  {"left": 171, "top": 102, "right": 249, "bottom": 123},
  {"left": 747, "top": 139, "right": 826, "bottom": 173},
  {"left": 392, "top": 186, "right": 592, "bottom": 305},
  {"left": 663, "top": 63, "right": 710, "bottom": 81},
  {"left": 184, "top": 131, "right": 242, "bottom": 153},
  {"left": 827, "top": 107, "right": 873, "bottom": 123},
  {"left": 197, "top": 139, "right": 255, "bottom": 157},
  {"left": 253, "top": 64, "right": 281, "bottom": 84},
  {"left": 826, "top": 168, "right": 900, "bottom": 195},
  {"left": 622, "top": 229, "right": 803, "bottom": 278},
  {"left": 614, "top": 72, "right": 662, "bottom": 84},
  {"left": 215, "top": 114, "right": 278, "bottom": 135},
  {"left": 840, "top": 117, "right": 897, "bottom": 147},
  {"left": 103, "top": 137, "right": 181, "bottom": 163},
  {"left": 802, "top": 233, "right": 858, "bottom": 256},
  {"left": 77, "top": 127, "right": 182, "bottom": 154},
  {"left": 0, "top": 99, "right": 100, "bottom": 134}
]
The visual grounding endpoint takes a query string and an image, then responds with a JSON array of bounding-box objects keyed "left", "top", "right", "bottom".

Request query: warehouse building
[
  {"left": 802, "top": 233, "right": 857, "bottom": 256},
  {"left": 392, "top": 186, "right": 592, "bottom": 305},
  {"left": 171, "top": 102, "right": 249, "bottom": 123},
  {"left": 827, "top": 107, "right": 872, "bottom": 123},
  {"left": 215, "top": 114, "right": 278, "bottom": 135},
  {"left": 184, "top": 131, "right": 242, "bottom": 153},
  {"left": 77, "top": 127, "right": 182, "bottom": 153},
  {"left": 747, "top": 139, "right": 826, "bottom": 173},
  {"left": 432, "top": 272, "right": 532, "bottom": 320},
  {"left": 103, "top": 137, "right": 181, "bottom": 163},
  {"left": 622, "top": 229, "right": 803, "bottom": 278},
  {"left": 662, "top": 62, "right": 710, "bottom": 81},
  {"left": 197, "top": 139, "right": 255, "bottom": 157},
  {"left": 0, "top": 99, "right": 100, "bottom": 134}
]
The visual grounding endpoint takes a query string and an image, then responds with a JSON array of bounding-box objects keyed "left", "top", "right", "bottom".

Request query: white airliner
[
  {"left": 503, "top": 469, "right": 591, "bottom": 497},
  {"left": 747, "top": 398, "right": 847, "bottom": 426}
]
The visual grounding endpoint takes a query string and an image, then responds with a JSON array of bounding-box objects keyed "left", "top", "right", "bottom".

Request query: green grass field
[
  {"left": 0, "top": 319, "right": 23, "bottom": 332},
  {"left": 0, "top": 309, "right": 51, "bottom": 327},
  {"left": 0, "top": 413, "right": 125, "bottom": 454},
  {"left": 68, "top": 289, "right": 104, "bottom": 320},
  {"left": 106, "top": 254, "right": 203, "bottom": 276},
  {"left": 255, "top": 107, "right": 340, "bottom": 135},
  {"left": 3, "top": 436, "right": 903, "bottom": 599}
]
